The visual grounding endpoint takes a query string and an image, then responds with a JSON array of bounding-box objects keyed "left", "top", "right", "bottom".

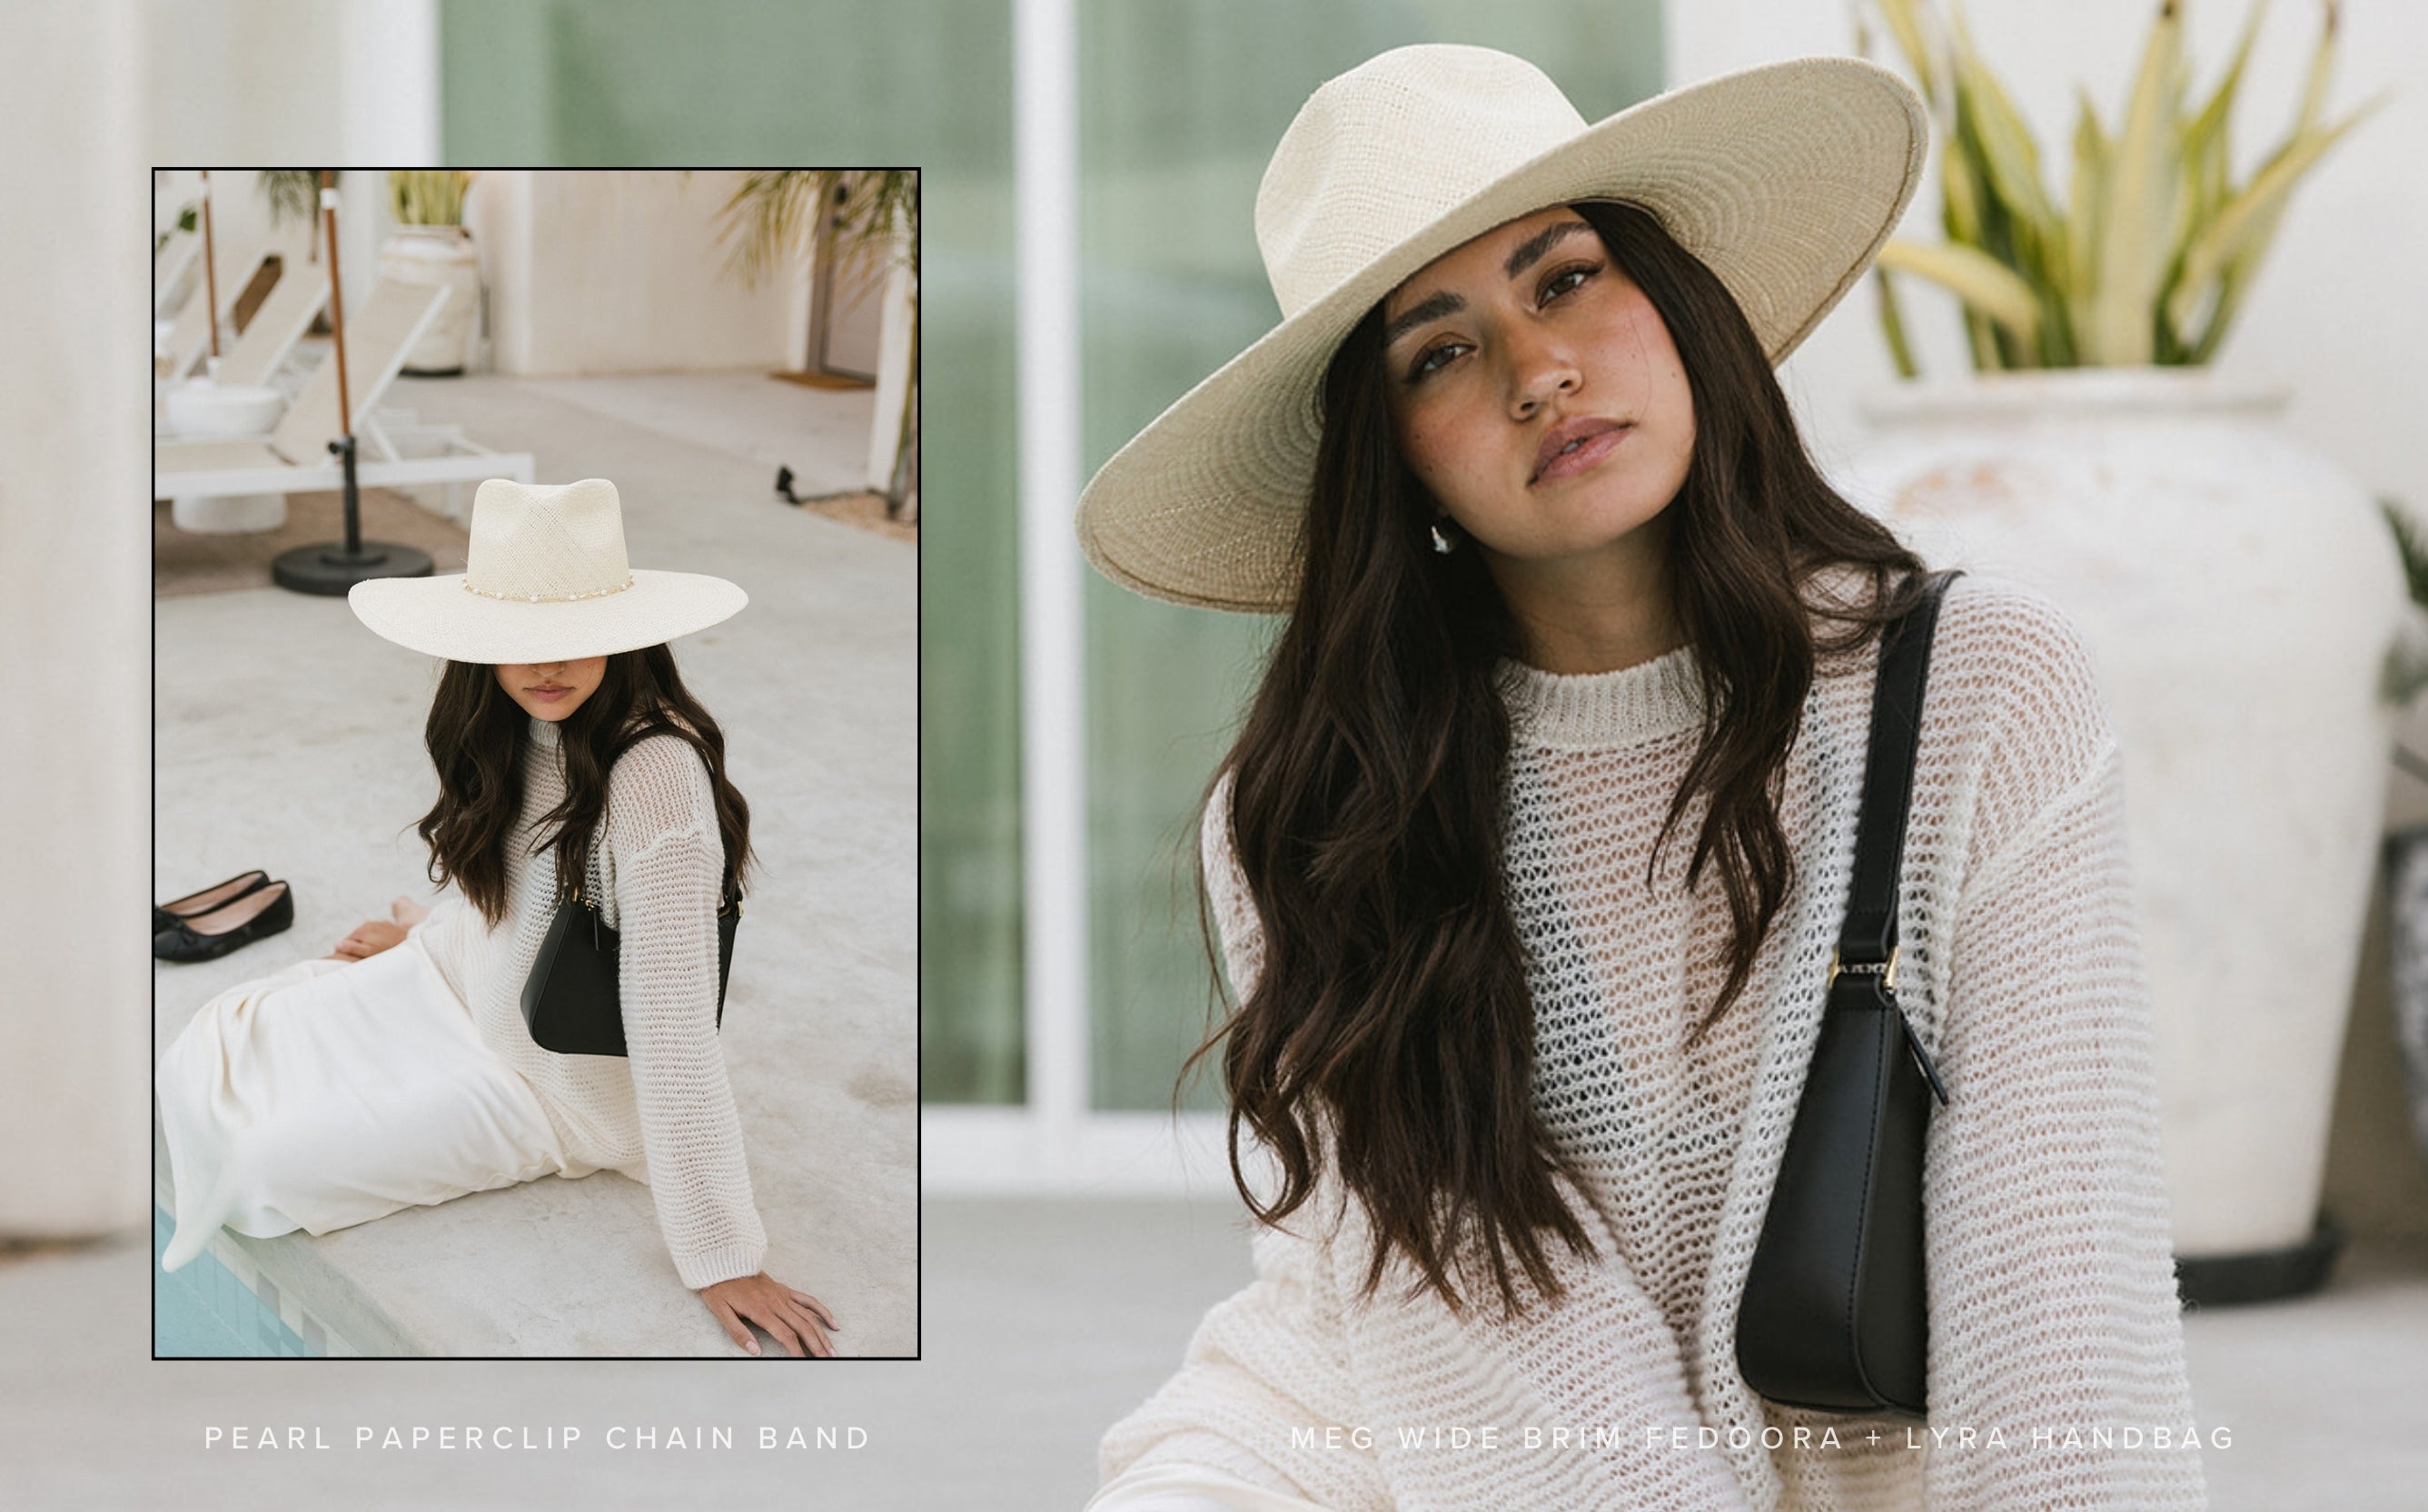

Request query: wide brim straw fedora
[
  {"left": 1075, "top": 45, "right": 1928, "bottom": 614},
  {"left": 349, "top": 477, "right": 747, "bottom": 664}
]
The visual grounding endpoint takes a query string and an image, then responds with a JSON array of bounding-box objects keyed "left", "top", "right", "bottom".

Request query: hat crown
[
  {"left": 462, "top": 478, "right": 635, "bottom": 602},
  {"left": 1255, "top": 45, "right": 1590, "bottom": 318}
]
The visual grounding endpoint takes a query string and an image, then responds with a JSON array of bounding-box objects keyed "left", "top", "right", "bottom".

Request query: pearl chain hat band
[
  {"left": 1073, "top": 44, "right": 1928, "bottom": 613},
  {"left": 348, "top": 477, "right": 747, "bottom": 664}
]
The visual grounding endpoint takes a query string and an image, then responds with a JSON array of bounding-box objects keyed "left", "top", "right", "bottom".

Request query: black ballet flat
[
  {"left": 154, "top": 868, "right": 271, "bottom": 933},
  {"left": 154, "top": 880, "right": 294, "bottom": 964}
]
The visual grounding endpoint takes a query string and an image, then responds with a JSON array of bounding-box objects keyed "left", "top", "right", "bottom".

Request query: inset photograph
[{"left": 150, "top": 167, "right": 917, "bottom": 1358}]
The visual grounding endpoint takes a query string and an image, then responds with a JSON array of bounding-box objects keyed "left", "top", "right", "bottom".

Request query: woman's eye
[
  {"left": 1407, "top": 341, "right": 1469, "bottom": 382},
  {"left": 1541, "top": 262, "right": 1598, "bottom": 303}
]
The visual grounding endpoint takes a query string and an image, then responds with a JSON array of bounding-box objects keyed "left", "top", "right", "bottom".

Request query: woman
[
  {"left": 1076, "top": 47, "right": 2205, "bottom": 1510},
  {"left": 155, "top": 477, "right": 838, "bottom": 1359}
]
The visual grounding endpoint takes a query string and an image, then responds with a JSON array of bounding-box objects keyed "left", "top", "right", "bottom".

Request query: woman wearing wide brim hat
[
  {"left": 1083, "top": 46, "right": 2204, "bottom": 1511},
  {"left": 155, "top": 477, "right": 840, "bottom": 1359}
]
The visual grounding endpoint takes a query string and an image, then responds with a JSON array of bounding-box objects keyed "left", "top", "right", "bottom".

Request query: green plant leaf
[
  {"left": 1878, "top": 237, "right": 2045, "bottom": 341},
  {"left": 2165, "top": 97, "right": 2378, "bottom": 338},
  {"left": 388, "top": 170, "right": 469, "bottom": 227},
  {"left": 1875, "top": 267, "right": 1922, "bottom": 380},
  {"left": 1946, "top": 6, "right": 2061, "bottom": 248},
  {"left": 2063, "top": 86, "right": 2108, "bottom": 328},
  {"left": 716, "top": 170, "right": 919, "bottom": 291},
  {"left": 2183, "top": 0, "right": 2269, "bottom": 220},
  {"left": 2088, "top": 0, "right": 2185, "bottom": 364},
  {"left": 2294, "top": 0, "right": 2340, "bottom": 136},
  {"left": 1872, "top": 0, "right": 1940, "bottom": 105},
  {"left": 2383, "top": 497, "right": 2428, "bottom": 609}
]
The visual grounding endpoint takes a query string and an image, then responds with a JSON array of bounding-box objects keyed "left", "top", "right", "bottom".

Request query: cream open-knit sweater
[
  {"left": 1095, "top": 571, "right": 2207, "bottom": 1510},
  {"left": 411, "top": 716, "right": 768, "bottom": 1290}
]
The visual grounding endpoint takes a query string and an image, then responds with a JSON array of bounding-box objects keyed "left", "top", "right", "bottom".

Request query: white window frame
[{"left": 920, "top": 0, "right": 1230, "bottom": 1195}]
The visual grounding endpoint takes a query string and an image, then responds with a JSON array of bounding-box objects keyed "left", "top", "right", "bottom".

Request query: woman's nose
[{"left": 1505, "top": 327, "right": 1581, "bottom": 420}]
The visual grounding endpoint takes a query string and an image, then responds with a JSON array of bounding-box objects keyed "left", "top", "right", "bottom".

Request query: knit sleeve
[
  {"left": 604, "top": 734, "right": 769, "bottom": 1291},
  {"left": 1096, "top": 779, "right": 1382, "bottom": 1507},
  {"left": 1919, "top": 627, "right": 2210, "bottom": 1504}
]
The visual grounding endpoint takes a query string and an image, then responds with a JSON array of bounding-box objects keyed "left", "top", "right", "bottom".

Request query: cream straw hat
[
  {"left": 1075, "top": 44, "right": 1928, "bottom": 613},
  {"left": 348, "top": 478, "right": 747, "bottom": 663}
]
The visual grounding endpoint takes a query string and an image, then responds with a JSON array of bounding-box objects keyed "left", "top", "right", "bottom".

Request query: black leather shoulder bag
[
  {"left": 1736, "top": 567, "right": 1962, "bottom": 1421},
  {"left": 519, "top": 833, "right": 742, "bottom": 1059}
]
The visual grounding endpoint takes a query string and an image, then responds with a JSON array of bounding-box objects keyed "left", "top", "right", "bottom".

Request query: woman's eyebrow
[
  {"left": 1382, "top": 222, "right": 1595, "bottom": 350},
  {"left": 1382, "top": 290, "right": 1464, "bottom": 349},
  {"left": 1504, "top": 219, "right": 1593, "bottom": 279}
]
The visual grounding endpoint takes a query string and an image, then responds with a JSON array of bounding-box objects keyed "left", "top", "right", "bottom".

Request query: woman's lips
[
  {"left": 1531, "top": 420, "right": 1632, "bottom": 486},
  {"left": 527, "top": 686, "right": 570, "bottom": 701}
]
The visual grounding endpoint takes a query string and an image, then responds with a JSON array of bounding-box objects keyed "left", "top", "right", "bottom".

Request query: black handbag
[
  {"left": 1736, "top": 568, "right": 1961, "bottom": 1421},
  {"left": 519, "top": 836, "right": 742, "bottom": 1058}
]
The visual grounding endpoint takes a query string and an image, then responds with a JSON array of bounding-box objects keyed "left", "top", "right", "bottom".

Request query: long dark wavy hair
[
  {"left": 416, "top": 644, "right": 753, "bottom": 925},
  {"left": 1195, "top": 199, "right": 1930, "bottom": 1317}
]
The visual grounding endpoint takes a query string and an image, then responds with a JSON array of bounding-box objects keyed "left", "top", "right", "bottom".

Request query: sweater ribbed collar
[
  {"left": 527, "top": 715, "right": 562, "bottom": 751},
  {"left": 1499, "top": 641, "right": 1705, "bottom": 750}
]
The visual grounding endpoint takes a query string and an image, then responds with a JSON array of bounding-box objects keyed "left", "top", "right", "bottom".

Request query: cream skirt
[{"left": 156, "top": 924, "right": 573, "bottom": 1273}]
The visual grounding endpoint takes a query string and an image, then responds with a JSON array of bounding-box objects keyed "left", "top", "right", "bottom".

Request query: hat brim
[
  {"left": 1075, "top": 55, "right": 1928, "bottom": 614},
  {"left": 347, "top": 568, "right": 748, "bottom": 664}
]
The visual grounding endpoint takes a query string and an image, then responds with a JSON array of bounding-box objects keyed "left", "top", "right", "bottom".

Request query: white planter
[
  {"left": 378, "top": 225, "right": 481, "bottom": 375},
  {"left": 170, "top": 493, "right": 286, "bottom": 533},
  {"left": 1841, "top": 369, "right": 2404, "bottom": 1266},
  {"left": 164, "top": 379, "right": 282, "bottom": 439}
]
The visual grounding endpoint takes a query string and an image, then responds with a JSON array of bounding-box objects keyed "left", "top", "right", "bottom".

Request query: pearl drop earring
[{"left": 1430, "top": 521, "right": 1456, "bottom": 555}]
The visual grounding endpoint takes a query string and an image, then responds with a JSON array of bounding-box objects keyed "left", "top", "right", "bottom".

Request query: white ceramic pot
[
  {"left": 378, "top": 225, "right": 481, "bottom": 375},
  {"left": 170, "top": 492, "right": 287, "bottom": 533},
  {"left": 164, "top": 379, "right": 282, "bottom": 439},
  {"left": 1841, "top": 369, "right": 2404, "bottom": 1267}
]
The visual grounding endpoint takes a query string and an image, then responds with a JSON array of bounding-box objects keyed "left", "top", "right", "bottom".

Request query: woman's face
[
  {"left": 1378, "top": 205, "right": 1695, "bottom": 578},
  {"left": 493, "top": 657, "right": 608, "bottom": 722}
]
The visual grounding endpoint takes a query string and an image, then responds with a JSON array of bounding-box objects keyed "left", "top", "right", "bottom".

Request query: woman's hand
[
  {"left": 330, "top": 921, "right": 407, "bottom": 961},
  {"left": 329, "top": 897, "right": 430, "bottom": 962},
  {"left": 700, "top": 1272, "right": 839, "bottom": 1358}
]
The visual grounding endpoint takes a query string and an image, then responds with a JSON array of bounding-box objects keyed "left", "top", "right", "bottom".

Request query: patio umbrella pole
[
  {"left": 273, "top": 172, "right": 434, "bottom": 597},
  {"left": 198, "top": 170, "right": 221, "bottom": 365}
]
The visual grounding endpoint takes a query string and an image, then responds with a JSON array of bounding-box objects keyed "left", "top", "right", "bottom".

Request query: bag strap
[{"left": 1834, "top": 568, "right": 1965, "bottom": 998}]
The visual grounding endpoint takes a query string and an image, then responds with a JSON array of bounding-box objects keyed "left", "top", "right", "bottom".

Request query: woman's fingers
[
  {"left": 756, "top": 1304, "right": 809, "bottom": 1359},
  {"left": 780, "top": 1298, "right": 834, "bottom": 1358},
  {"left": 702, "top": 1294, "right": 757, "bottom": 1356},
  {"left": 787, "top": 1289, "right": 839, "bottom": 1330}
]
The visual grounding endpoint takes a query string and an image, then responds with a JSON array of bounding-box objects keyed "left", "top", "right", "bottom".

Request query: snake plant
[
  {"left": 389, "top": 171, "right": 472, "bottom": 228},
  {"left": 1860, "top": 0, "right": 2383, "bottom": 373}
]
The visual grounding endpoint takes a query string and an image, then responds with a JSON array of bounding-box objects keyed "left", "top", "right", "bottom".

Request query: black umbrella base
[{"left": 272, "top": 541, "right": 435, "bottom": 596}]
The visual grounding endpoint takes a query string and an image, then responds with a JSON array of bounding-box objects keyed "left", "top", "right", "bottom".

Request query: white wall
[
  {"left": 867, "top": 254, "right": 917, "bottom": 495},
  {"left": 474, "top": 171, "right": 815, "bottom": 378},
  {"left": 2, "top": 0, "right": 151, "bottom": 1235}
]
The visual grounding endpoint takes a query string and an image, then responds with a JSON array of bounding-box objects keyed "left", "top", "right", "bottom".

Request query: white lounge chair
[
  {"left": 154, "top": 279, "right": 535, "bottom": 527},
  {"left": 156, "top": 267, "right": 332, "bottom": 443},
  {"left": 212, "top": 266, "right": 329, "bottom": 390},
  {"left": 154, "top": 225, "right": 201, "bottom": 320},
  {"left": 155, "top": 222, "right": 318, "bottom": 380}
]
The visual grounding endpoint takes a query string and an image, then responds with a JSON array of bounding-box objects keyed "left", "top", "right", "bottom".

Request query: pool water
[{"left": 152, "top": 1203, "right": 320, "bottom": 1357}]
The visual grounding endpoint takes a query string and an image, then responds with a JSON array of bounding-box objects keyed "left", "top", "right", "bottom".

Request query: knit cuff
[{"left": 676, "top": 1240, "right": 767, "bottom": 1291}]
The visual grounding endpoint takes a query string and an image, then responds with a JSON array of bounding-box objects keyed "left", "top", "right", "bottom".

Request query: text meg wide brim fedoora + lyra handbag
[
  {"left": 520, "top": 835, "right": 741, "bottom": 1059},
  {"left": 1735, "top": 567, "right": 1962, "bottom": 1422}
]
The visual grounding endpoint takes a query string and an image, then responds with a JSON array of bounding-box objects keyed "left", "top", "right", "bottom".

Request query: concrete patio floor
[
  {"left": 149, "top": 371, "right": 915, "bottom": 1357},
  {"left": 11, "top": 1198, "right": 2427, "bottom": 1506}
]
